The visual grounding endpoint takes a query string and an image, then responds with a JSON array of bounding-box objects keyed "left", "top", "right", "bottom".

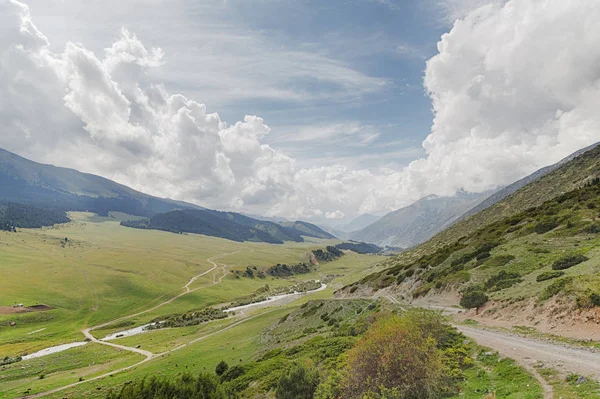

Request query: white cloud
[
  {"left": 326, "top": 210, "right": 345, "bottom": 219},
  {"left": 1, "top": 0, "right": 599, "bottom": 223}
]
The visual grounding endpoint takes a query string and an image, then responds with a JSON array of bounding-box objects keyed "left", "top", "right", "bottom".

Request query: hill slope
[
  {"left": 351, "top": 192, "right": 487, "bottom": 249},
  {"left": 278, "top": 221, "right": 336, "bottom": 239},
  {"left": 341, "top": 213, "right": 379, "bottom": 232},
  {"left": 0, "top": 148, "right": 202, "bottom": 217},
  {"left": 121, "top": 209, "right": 334, "bottom": 244},
  {"left": 458, "top": 142, "right": 600, "bottom": 222},
  {"left": 414, "top": 143, "right": 600, "bottom": 258},
  {"left": 341, "top": 145, "right": 600, "bottom": 326}
]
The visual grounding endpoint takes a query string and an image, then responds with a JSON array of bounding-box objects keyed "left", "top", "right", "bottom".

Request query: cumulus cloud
[{"left": 1, "top": 0, "right": 599, "bottom": 222}]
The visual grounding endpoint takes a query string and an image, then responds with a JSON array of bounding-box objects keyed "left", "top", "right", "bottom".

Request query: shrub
[
  {"left": 339, "top": 314, "right": 449, "bottom": 399},
  {"left": 539, "top": 278, "right": 572, "bottom": 301},
  {"left": 536, "top": 271, "right": 564, "bottom": 282},
  {"left": 533, "top": 219, "right": 559, "bottom": 234},
  {"left": 220, "top": 365, "right": 245, "bottom": 382},
  {"left": 591, "top": 294, "right": 600, "bottom": 307},
  {"left": 460, "top": 289, "right": 488, "bottom": 309},
  {"left": 481, "top": 255, "right": 515, "bottom": 269},
  {"left": 484, "top": 271, "right": 521, "bottom": 291},
  {"left": 215, "top": 360, "right": 229, "bottom": 376},
  {"left": 105, "top": 373, "right": 227, "bottom": 399},
  {"left": 583, "top": 224, "right": 600, "bottom": 234},
  {"left": 552, "top": 255, "right": 588, "bottom": 270},
  {"left": 275, "top": 362, "right": 319, "bottom": 399}
]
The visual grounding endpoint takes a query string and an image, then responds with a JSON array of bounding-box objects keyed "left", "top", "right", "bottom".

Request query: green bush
[
  {"left": 460, "top": 289, "right": 488, "bottom": 309},
  {"left": 105, "top": 373, "right": 227, "bottom": 399},
  {"left": 536, "top": 271, "right": 564, "bottom": 282},
  {"left": 539, "top": 278, "right": 572, "bottom": 300},
  {"left": 484, "top": 271, "right": 522, "bottom": 291},
  {"left": 215, "top": 360, "right": 229, "bottom": 376},
  {"left": 275, "top": 362, "right": 319, "bottom": 399},
  {"left": 552, "top": 255, "right": 588, "bottom": 270},
  {"left": 533, "top": 218, "right": 559, "bottom": 234},
  {"left": 220, "top": 365, "right": 245, "bottom": 382}
]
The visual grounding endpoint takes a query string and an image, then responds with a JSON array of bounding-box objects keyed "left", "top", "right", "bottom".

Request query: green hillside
[
  {"left": 0, "top": 147, "right": 202, "bottom": 217},
  {"left": 342, "top": 175, "right": 600, "bottom": 312},
  {"left": 382, "top": 145, "right": 600, "bottom": 268},
  {"left": 120, "top": 209, "right": 334, "bottom": 244}
]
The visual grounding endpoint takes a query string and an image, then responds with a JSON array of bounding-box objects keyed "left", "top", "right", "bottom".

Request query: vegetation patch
[
  {"left": 551, "top": 254, "right": 588, "bottom": 270},
  {"left": 536, "top": 271, "right": 565, "bottom": 282},
  {"left": 312, "top": 246, "right": 344, "bottom": 263},
  {"left": 335, "top": 242, "right": 382, "bottom": 254},
  {"left": 484, "top": 271, "right": 522, "bottom": 292},
  {"left": 539, "top": 277, "right": 573, "bottom": 301},
  {"left": 148, "top": 307, "right": 228, "bottom": 329}
]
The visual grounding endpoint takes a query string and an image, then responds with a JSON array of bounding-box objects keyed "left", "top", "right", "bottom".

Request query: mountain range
[
  {"left": 350, "top": 142, "right": 600, "bottom": 250},
  {"left": 342, "top": 142, "right": 600, "bottom": 316},
  {"left": 350, "top": 192, "right": 488, "bottom": 249},
  {"left": 0, "top": 148, "right": 333, "bottom": 243}
]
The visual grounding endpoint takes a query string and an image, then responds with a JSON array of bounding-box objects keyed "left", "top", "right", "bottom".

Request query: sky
[{"left": 1, "top": 0, "right": 599, "bottom": 223}]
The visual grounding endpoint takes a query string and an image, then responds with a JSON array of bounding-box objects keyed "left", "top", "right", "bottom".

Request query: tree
[
  {"left": 340, "top": 315, "right": 445, "bottom": 399},
  {"left": 215, "top": 360, "right": 229, "bottom": 376},
  {"left": 276, "top": 362, "right": 319, "bottom": 399}
]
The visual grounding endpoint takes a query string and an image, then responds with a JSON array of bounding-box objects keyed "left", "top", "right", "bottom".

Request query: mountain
[
  {"left": 341, "top": 143, "right": 600, "bottom": 317},
  {"left": 416, "top": 143, "right": 600, "bottom": 256},
  {"left": 122, "top": 209, "right": 302, "bottom": 243},
  {"left": 351, "top": 192, "right": 488, "bottom": 249},
  {"left": 0, "top": 147, "right": 203, "bottom": 217},
  {"left": 121, "top": 210, "right": 336, "bottom": 244},
  {"left": 341, "top": 213, "right": 379, "bottom": 232},
  {"left": 278, "top": 221, "right": 336, "bottom": 239}
]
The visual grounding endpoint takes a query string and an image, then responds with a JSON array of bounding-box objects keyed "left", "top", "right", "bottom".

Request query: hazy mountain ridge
[
  {"left": 121, "top": 209, "right": 333, "bottom": 244},
  {"left": 0, "top": 148, "right": 204, "bottom": 217},
  {"left": 351, "top": 192, "right": 488, "bottom": 249}
]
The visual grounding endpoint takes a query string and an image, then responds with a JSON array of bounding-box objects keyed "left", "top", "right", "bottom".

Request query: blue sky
[
  {"left": 25, "top": 0, "right": 448, "bottom": 170},
  {"left": 4, "top": 0, "right": 597, "bottom": 221}
]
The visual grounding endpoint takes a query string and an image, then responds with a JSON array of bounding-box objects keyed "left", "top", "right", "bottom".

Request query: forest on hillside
[{"left": 0, "top": 203, "right": 70, "bottom": 231}]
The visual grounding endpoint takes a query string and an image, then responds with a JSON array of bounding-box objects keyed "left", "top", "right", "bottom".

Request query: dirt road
[{"left": 458, "top": 325, "right": 600, "bottom": 380}]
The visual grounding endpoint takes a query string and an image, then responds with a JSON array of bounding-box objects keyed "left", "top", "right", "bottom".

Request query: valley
[{"left": 0, "top": 213, "right": 387, "bottom": 398}]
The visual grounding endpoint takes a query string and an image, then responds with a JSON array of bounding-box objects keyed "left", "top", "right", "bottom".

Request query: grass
[
  {"left": 0, "top": 213, "right": 383, "bottom": 398},
  {"left": 0, "top": 343, "right": 143, "bottom": 399},
  {"left": 452, "top": 346, "right": 543, "bottom": 399},
  {"left": 536, "top": 367, "right": 600, "bottom": 398}
]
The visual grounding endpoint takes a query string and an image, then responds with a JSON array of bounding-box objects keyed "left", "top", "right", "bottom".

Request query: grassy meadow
[{"left": 0, "top": 212, "right": 383, "bottom": 398}]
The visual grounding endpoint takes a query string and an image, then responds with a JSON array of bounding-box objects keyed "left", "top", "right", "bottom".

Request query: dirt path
[
  {"left": 457, "top": 326, "right": 600, "bottom": 379},
  {"left": 20, "top": 252, "right": 239, "bottom": 399},
  {"left": 385, "top": 297, "right": 600, "bottom": 398}
]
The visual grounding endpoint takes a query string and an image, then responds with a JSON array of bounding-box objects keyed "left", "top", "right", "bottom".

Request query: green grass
[
  {"left": 452, "top": 346, "right": 543, "bottom": 398},
  {"left": 536, "top": 368, "right": 600, "bottom": 398},
  {"left": 0, "top": 214, "right": 383, "bottom": 398},
  {"left": 0, "top": 343, "right": 143, "bottom": 399}
]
